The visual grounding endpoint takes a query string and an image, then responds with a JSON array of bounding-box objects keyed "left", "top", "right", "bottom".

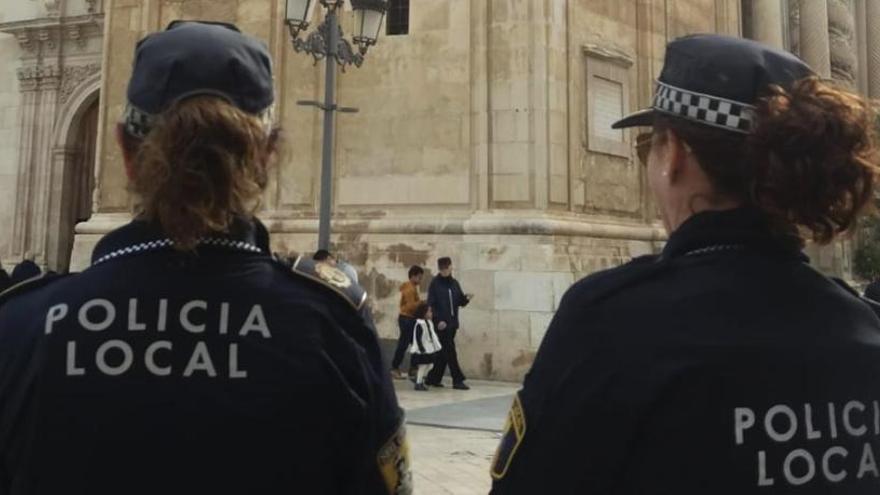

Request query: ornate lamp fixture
[{"left": 284, "top": 0, "right": 389, "bottom": 250}]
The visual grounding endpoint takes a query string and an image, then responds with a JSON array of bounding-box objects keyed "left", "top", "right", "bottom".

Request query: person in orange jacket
[{"left": 391, "top": 265, "right": 424, "bottom": 379}]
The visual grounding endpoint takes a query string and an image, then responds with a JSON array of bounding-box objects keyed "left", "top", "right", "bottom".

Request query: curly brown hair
[
  {"left": 122, "top": 96, "right": 278, "bottom": 250},
  {"left": 655, "top": 77, "right": 880, "bottom": 245}
]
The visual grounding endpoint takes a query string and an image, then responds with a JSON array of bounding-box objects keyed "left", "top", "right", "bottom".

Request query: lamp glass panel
[
  {"left": 355, "top": 9, "right": 384, "bottom": 42},
  {"left": 285, "top": 0, "right": 314, "bottom": 23}
]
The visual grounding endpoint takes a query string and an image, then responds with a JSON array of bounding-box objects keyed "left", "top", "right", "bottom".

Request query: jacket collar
[
  {"left": 90, "top": 217, "right": 271, "bottom": 266},
  {"left": 661, "top": 207, "right": 807, "bottom": 262}
]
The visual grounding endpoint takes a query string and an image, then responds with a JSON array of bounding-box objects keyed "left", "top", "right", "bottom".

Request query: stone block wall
[{"left": 259, "top": 215, "right": 661, "bottom": 382}]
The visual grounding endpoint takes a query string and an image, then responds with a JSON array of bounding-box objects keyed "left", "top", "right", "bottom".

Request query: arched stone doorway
[{"left": 47, "top": 88, "right": 99, "bottom": 272}]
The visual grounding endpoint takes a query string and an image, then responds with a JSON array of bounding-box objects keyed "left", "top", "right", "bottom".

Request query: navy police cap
[
  {"left": 613, "top": 34, "right": 814, "bottom": 134},
  {"left": 122, "top": 20, "right": 274, "bottom": 138}
]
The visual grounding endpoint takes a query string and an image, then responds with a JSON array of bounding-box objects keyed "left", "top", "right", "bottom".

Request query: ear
[
  {"left": 115, "top": 124, "right": 136, "bottom": 181},
  {"left": 662, "top": 129, "right": 689, "bottom": 182}
]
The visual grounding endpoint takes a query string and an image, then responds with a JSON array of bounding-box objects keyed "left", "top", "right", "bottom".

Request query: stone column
[
  {"left": 747, "top": 0, "right": 785, "bottom": 49},
  {"left": 30, "top": 64, "right": 62, "bottom": 267},
  {"left": 798, "top": 0, "right": 831, "bottom": 77},
  {"left": 46, "top": 147, "right": 80, "bottom": 271},
  {"left": 865, "top": 0, "right": 880, "bottom": 97},
  {"left": 10, "top": 68, "right": 41, "bottom": 260}
]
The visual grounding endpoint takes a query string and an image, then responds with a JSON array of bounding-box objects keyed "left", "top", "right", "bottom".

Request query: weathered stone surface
[{"left": 8, "top": 1, "right": 862, "bottom": 380}]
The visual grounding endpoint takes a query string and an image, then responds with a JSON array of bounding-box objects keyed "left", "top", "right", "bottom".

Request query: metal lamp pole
[
  {"left": 316, "top": 9, "right": 339, "bottom": 251},
  {"left": 287, "top": 0, "right": 383, "bottom": 250}
]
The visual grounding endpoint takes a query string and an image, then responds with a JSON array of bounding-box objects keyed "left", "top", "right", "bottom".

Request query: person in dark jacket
[
  {"left": 491, "top": 34, "right": 880, "bottom": 494},
  {"left": 425, "top": 257, "right": 472, "bottom": 390},
  {"left": 313, "top": 249, "right": 337, "bottom": 266},
  {"left": 0, "top": 21, "right": 410, "bottom": 495},
  {"left": 10, "top": 259, "right": 41, "bottom": 284},
  {"left": 864, "top": 278, "right": 880, "bottom": 302}
]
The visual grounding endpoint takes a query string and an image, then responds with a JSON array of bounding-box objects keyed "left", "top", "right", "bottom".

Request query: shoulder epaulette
[
  {"left": 275, "top": 255, "right": 368, "bottom": 311},
  {"left": 0, "top": 273, "right": 69, "bottom": 308},
  {"left": 830, "top": 277, "right": 880, "bottom": 318},
  {"left": 831, "top": 277, "right": 860, "bottom": 297}
]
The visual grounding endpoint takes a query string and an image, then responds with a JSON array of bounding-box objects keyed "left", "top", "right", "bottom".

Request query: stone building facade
[
  {"left": 1, "top": 1, "right": 878, "bottom": 380},
  {"left": 0, "top": 0, "right": 103, "bottom": 272}
]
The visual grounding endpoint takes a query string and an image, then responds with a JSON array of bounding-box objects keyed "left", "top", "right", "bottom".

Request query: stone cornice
[
  {"left": 582, "top": 43, "right": 635, "bottom": 68},
  {"left": 0, "top": 13, "right": 103, "bottom": 53},
  {"left": 76, "top": 213, "right": 668, "bottom": 243}
]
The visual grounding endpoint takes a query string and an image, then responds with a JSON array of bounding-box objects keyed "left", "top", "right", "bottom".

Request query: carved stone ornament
[
  {"left": 60, "top": 63, "right": 102, "bottom": 104},
  {"left": 38, "top": 65, "right": 63, "bottom": 90},
  {"left": 45, "top": 0, "right": 61, "bottom": 16},
  {"left": 37, "top": 29, "right": 57, "bottom": 51},
  {"left": 15, "top": 30, "right": 36, "bottom": 53},
  {"left": 67, "top": 25, "right": 85, "bottom": 49},
  {"left": 828, "top": 0, "right": 856, "bottom": 86},
  {"left": 17, "top": 66, "right": 41, "bottom": 91},
  {"left": 17, "top": 66, "right": 42, "bottom": 80},
  {"left": 16, "top": 65, "right": 65, "bottom": 92}
]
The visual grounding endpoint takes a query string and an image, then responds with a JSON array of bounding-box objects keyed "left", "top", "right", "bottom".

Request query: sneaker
[
  {"left": 425, "top": 381, "right": 445, "bottom": 388},
  {"left": 453, "top": 382, "right": 470, "bottom": 390},
  {"left": 390, "top": 369, "right": 406, "bottom": 380},
  {"left": 414, "top": 383, "right": 429, "bottom": 391}
]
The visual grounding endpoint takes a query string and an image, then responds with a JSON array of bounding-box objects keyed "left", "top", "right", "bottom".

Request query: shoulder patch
[
  {"left": 377, "top": 422, "right": 413, "bottom": 495},
  {"left": 278, "top": 255, "right": 368, "bottom": 311},
  {"left": 0, "top": 273, "right": 69, "bottom": 309},
  {"left": 491, "top": 393, "right": 527, "bottom": 480}
]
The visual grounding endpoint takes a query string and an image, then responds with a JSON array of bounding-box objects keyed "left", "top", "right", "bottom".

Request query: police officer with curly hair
[
  {"left": 0, "top": 21, "right": 410, "bottom": 495},
  {"left": 492, "top": 34, "right": 880, "bottom": 495}
]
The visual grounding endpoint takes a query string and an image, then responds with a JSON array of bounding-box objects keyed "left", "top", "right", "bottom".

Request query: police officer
[
  {"left": 491, "top": 34, "right": 880, "bottom": 494},
  {"left": 0, "top": 21, "right": 411, "bottom": 495}
]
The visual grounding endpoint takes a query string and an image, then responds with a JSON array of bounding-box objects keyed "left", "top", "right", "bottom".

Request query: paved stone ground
[{"left": 394, "top": 379, "right": 519, "bottom": 495}]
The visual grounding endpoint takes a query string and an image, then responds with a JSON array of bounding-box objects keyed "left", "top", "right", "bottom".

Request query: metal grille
[{"left": 386, "top": 0, "right": 410, "bottom": 36}]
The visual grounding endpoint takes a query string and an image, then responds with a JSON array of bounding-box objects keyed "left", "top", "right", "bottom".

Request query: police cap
[
  {"left": 613, "top": 34, "right": 814, "bottom": 134},
  {"left": 122, "top": 20, "right": 275, "bottom": 138}
]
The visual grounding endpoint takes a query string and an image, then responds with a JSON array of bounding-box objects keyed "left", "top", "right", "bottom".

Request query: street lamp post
[{"left": 285, "top": 0, "right": 388, "bottom": 250}]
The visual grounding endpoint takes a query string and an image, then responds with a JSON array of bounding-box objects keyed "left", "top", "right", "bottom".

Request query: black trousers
[
  {"left": 391, "top": 316, "right": 414, "bottom": 370},
  {"left": 427, "top": 328, "right": 466, "bottom": 384}
]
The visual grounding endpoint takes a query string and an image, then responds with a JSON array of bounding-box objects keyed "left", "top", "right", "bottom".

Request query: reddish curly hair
[{"left": 656, "top": 77, "right": 880, "bottom": 245}]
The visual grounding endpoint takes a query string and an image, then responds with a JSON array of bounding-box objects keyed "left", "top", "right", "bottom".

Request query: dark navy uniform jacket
[
  {"left": 0, "top": 219, "right": 409, "bottom": 495},
  {"left": 491, "top": 208, "right": 880, "bottom": 494}
]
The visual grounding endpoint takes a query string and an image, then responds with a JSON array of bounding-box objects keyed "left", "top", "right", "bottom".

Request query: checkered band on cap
[
  {"left": 121, "top": 102, "right": 276, "bottom": 139},
  {"left": 122, "top": 104, "right": 155, "bottom": 139},
  {"left": 652, "top": 81, "right": 756, "bottom": 134}
]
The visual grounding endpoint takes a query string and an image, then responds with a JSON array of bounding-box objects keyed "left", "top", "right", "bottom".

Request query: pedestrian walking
[
  {"left": 0, "top": 20, "right": 410, "bottom": 495},
  {"left": 425, "top": 257, "right": 472, "bottom": 390},
  {"left": 492, "top": 34, "right": 880, "bottom": 494},
  {"left": 391, "top": 265, "right": 423, "bottom": 379},
  {"left": 409, "top": 302, "right": 442, "bottom": 391}
]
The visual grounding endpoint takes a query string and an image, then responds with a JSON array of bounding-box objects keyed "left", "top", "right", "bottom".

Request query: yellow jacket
[{"left": 399, "top": 281, "right": 421, "bottom": 318}]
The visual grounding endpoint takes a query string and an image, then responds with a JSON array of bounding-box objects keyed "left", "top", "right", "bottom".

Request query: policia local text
[
  {"left": 43, "top": 298, "right": 273, "bottom": 378},
  {"left": 735, "top": 403, "right": 880, "bottom": 487}
]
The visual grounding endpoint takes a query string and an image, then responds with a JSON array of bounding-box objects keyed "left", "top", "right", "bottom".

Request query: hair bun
[{"left": 747, "top": 77, "right": 880, "bottom": 244}]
